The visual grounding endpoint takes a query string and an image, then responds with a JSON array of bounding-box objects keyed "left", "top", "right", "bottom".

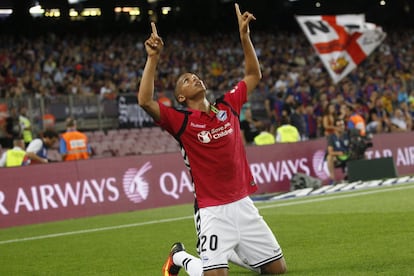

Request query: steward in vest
[
  {"left": 276, "top": 116, "right": 301, "bottom": 143},
  {"left": 0, "top": 138, "right": 26, "bottom": 168},
  {"left": 253, "top": 121, "right": 276, "bottom": 145},
  {"left": 60, "top": 118, "right": 90, "bottom": 161}
]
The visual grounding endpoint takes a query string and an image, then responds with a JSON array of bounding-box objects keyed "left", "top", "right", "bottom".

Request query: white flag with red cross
[{"left": 296, "top": 14, "right": 386, "bottom": 84}]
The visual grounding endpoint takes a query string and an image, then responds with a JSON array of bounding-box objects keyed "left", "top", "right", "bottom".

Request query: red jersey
[{"left": 157, "top": 81, "right": 257, "bottom": 208}]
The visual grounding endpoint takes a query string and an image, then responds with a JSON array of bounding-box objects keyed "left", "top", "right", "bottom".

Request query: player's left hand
[
  {"left": 144, "top": 22, "right": 164, "bottom": 57},
  {"left": 235, "top": 3, "right": 256, "bottom": 34}
]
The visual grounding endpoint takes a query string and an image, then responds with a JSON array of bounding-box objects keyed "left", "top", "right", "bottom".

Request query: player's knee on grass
[{"left": 260, "top": 257, "right": 287, "bottom": 275}]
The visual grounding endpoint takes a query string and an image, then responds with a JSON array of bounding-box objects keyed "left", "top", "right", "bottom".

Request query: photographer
[
  {"left": 326, "top": 118, "right": 373, "bottom": 184},
  {"left": 326, "top": 118, "right": 351, "bottom": 184}
]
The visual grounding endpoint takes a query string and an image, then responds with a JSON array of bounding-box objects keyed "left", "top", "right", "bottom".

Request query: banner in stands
[
  {"left": 47, "top": 97, "right": 118, "bottom": 120},
  {"left": 296, "top": 14, "right": 386, "bottom": 83},
  {"left": 0, "top": 132, "right": 413, "bottom": 228},
  {"left": 117, "top": 95, "right": 155, "bottom": 128}
]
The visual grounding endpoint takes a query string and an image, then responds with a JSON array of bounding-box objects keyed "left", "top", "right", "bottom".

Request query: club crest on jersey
[{"left": 217, "top": 110, "right": 227, "bottom": 121}]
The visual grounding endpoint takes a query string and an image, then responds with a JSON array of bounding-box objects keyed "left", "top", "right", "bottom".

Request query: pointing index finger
[
  {"left": 151, "top": 22, "right": 158, "bottom": 36},
  {"left": 235, "top": 3, "right": 241, "bottom": 16}
]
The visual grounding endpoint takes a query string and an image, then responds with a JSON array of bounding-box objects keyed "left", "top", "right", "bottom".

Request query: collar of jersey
[{"left": 185, "top": 106, "right": 216, "bottom": 118}]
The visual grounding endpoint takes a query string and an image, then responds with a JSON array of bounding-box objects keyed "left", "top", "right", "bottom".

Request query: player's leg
[
  {"left": 235, "top": 197, "right": 287, "bottom": 275},
  {"left": 162, "top": 242, "right": 202, "bottom": 276},
  {"left": 196, "top": 203, "right": 239, "bottom": 275},
  {"left": 228, "top": 250, "right": 260, "bottom": 273},
  {"left": 326, "top": 154, "right": 336, "bottom": 183},
  {"left": 260, "top": 258, "right": 287, "bottom": 275}
]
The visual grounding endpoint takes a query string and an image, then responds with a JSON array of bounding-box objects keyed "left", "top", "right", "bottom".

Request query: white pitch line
[
  {"left": 1, "top": 184, "right": 413, "bottom": 245},
  {"left": 258, "top": 183, "right": 414, "bottom": 210},
  {"left": 0, "top": 216, "right": 192, "bottom": 245}
]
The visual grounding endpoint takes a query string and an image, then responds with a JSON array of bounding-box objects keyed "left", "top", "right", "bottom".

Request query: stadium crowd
[{"left": 0, "top": 27, "right": 413, "bottom": 154}]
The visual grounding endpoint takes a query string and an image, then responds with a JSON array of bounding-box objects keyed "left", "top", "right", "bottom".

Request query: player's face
[{"left": 175, "top": 73, "right": 206, "bottom": 104}]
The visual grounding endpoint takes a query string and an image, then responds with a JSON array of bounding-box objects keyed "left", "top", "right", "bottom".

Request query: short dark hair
[
  {"left": 66, "top": 117, "right": 76, "bottom": 128},
  {"left": 280, "top": 115, "right": 290, "bottom": 125},
  {"left": 43, "top": 129, "right": 59, "bottom": 139}
]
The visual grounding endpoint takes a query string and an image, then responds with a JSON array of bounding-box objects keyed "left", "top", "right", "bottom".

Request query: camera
[{"left": 347, "top": 130, "right": 373, "bottom": 160}]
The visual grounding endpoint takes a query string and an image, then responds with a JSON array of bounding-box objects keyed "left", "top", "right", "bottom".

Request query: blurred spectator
[
  {"left": 274, "top": 74, "right": 288, "bottom": 92},
  {"left": 354, "top": 98, "right": 370, "bottom": 123},
  {"left": 19, "top": 106, "right": 33, "bottom": 147},
  {"left": 380, "top": 89, "right": 394, "bottom": 115},
  {"left": 322, "top": 103, "right": 338, "bottom": 136},
  {"left": 303, "top": 104, "right": 318, "bottom": 139},
  {"left": 281, "top": 94, "right": 296, "bottom": 117},
  {"left": 264, "top": 90, "right": 284, "bottom": 134},
  {"left": 399, "top": 101, "right": 413, "bottom": 131},
  {"left": 290, "top": 103, "right": 307, "bottom": 140},
  {"left": 389, "top": 108, "right": 410, "bottom": 132},
  {"left": 240, "top": 102, "right": 261, "bottom": 145},
  {"left": 42, "top": 113, "right": 56, "bottom": 131},
  {"left": 0, "top": 104, "right": 9, "bottom": 148},
  {"left": 0, "top": 138, "right": 26, "bottom": 168},
  {"left": 344, "top": 104, "right": 367, "bottom": 136},
  {"left": 275, "top": 116, "right": 301, "bottom": 143},
  {"left": 99, "top": 78, "right": 117, "bottom": 100},
  {"left": 366, "top": 97, "right": 391, "bottom": 134},
  {"left": 59, "top": 117, "right": 91, "bottom": 161},
  {"left": 25, "top": 129, "right": 59, "bottom": 165},
  {"left": 157, "top": 91, "right": 173, "bottom": 107},
  {"left": 2, "top": 107, "right": 21, "bottom": 149},
  {"left": 408, "top": 92, "right": 414, "bottom": 115}
]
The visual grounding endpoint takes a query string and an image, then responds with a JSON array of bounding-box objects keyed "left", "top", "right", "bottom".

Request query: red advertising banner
[{"left": 0, "top": 132, "right": 413, "bottom": 228}]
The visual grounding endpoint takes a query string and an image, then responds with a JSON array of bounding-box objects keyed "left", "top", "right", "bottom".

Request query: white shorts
[{"left": 194, "top": 196, "right": 283, "bottom": 271}]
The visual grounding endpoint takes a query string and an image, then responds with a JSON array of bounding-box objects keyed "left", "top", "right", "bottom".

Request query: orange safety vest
[
  {"left": 61, "top": 131, "right": 90, "bottom": 161},
  {"left": 349, "top": 114, "right": 366, "bottom": 136}
]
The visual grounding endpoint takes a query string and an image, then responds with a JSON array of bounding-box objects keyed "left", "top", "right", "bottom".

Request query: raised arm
[
  {"left": 235, "top": 3, "right": 262, "bottom": 95},
  {"left": 138, "top": 22, "right": 164, "bottom": 121}
]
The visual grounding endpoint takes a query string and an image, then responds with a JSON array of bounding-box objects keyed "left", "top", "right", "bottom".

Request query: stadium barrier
[
  {"left": 347, "top": 157, "right": 397, "bottom": 182},
  {"left": 0, "top": 132, "right": 413, "bottom": 228},
  {"left": 0, "top": 91, "right": 264, "bottom": 134}
]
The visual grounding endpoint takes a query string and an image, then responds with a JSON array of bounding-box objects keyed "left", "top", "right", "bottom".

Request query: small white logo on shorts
[{"left": 201, "top": 255, "right": 209, "bottom": 264}]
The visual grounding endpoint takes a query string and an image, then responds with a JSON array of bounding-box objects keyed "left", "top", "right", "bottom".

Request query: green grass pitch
[{"left": 1, "top": 182, "right": 413, "bottom": 275}]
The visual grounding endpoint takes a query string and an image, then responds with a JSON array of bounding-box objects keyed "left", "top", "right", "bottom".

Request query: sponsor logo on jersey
[
  {"left": 197, "top": 122, "right": 233, "bottom": 144},
  {"left": 197, "top": 131, "right": 212, "bottom": 143},
  {"left": 190, "top": 122, "right": 206, "bottom": 129}
]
